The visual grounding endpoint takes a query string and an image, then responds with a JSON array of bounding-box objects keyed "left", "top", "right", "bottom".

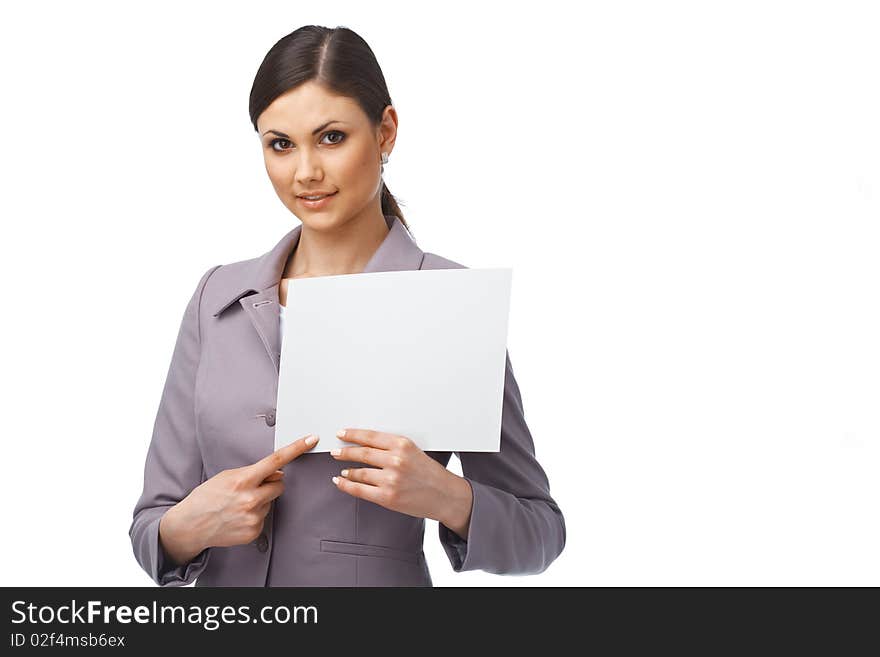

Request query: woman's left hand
[{"left": 329, "top": 428, "right": 473, "bottom": 534}]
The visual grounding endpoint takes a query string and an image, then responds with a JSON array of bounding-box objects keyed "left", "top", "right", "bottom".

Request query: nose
[{"left": 294, "top": 149, "right": 323, "bottom": 185}]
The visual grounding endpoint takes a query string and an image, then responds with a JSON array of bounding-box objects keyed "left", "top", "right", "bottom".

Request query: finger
[
  {"left": 255, "top": 501, "right": 271, "bottom": 518},
  {"left": 331, "top": 445, "right": 395, "bottom": 468},
  {"left": 248, "top": 434, "right": 319, "bottom": 484},
  {"left": 262, "top": 470, "right": 285, "bottom": 483},
  {"left": 255, "top": 480, "right": 285, "bottom": 504},
  {"left": 336, "top": 428, "right": 397, "bottom": 450},
  {"left": 332, "top": 474, "right": 385, "bottom": 505},
  {"left": 339, "top": 466, "right": 384, "bottom": 487}
]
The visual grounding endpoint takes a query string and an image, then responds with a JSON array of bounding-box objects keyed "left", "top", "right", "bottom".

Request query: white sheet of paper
[{"left": 274, "top": 268, "right": 512, "bottom": 453}]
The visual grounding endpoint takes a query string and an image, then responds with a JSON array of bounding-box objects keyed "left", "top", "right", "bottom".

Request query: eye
[
  {"left": 268, "top": 131, "right": 346, "bottom": 152},
  {"left": 269, "top": 138, "right": 292, "bottom": 152},
  {"left": 322, "top": 130, "right": 346, "bottom": 145}
]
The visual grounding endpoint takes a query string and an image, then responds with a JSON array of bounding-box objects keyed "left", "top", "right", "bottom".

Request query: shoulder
[
  {"left": 199, "top": 256, "right": 257, "bottom": 290},
  {"left": 191, "top": 255, "right": 261, "bottom": 318},
  {"left": 420, "top": 252, "right": 469, "bottom": 270},
  {"left": 193, "top": 248, "right": 471, "bottom": 315}
]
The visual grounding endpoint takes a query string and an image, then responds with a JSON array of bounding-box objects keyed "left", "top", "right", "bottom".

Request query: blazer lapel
[
  {"left": 239, "top": 284, "right": 282, "bottom": 373},
  {"left": 216, "top": 214, "right": 425, "bottom": 375}
]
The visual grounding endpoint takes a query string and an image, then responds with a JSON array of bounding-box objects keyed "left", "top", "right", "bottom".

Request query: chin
[{"left": 293, "top": 209, "right": 348, "bottom": 230}]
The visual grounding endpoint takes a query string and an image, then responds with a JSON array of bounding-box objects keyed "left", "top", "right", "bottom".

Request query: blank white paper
[{"left": 274, "top": 268, "right": 512, "bottom": 453}]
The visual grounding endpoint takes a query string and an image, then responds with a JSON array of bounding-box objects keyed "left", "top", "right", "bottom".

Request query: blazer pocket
[{"left": 320, "top": 539, "right": 422, "bottom": 564}]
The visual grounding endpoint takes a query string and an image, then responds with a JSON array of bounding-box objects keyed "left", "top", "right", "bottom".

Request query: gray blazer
[{"left": 130, "top": 214, "right": 566, "bottom": 586}]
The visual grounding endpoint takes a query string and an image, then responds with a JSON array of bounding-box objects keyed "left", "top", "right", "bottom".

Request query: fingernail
[
  {"left": 305, "top": 434, "right": 319, "bottom": 446},
  {"left": 330, "top": 448, "right": 342, "bottom": 456},
  {"left": 336, "top": 429, "right": 346, "bottom": 438},
  {"left": 341, "top": 469, "right": 349, "bottom": 477},
  {"left": 331, "top": 476, "right": 339, "bottom": 485}
]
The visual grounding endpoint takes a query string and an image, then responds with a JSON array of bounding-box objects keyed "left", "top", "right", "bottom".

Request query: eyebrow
[{"left": 261, "top": 121, "right": 346, "bottom": 139}]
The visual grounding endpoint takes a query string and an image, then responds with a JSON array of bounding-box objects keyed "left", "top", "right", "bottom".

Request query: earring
[{"left": 381, "top": 152, "right": 389, "bottom": 165}]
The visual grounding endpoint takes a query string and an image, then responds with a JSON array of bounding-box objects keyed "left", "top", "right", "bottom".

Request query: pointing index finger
[{"left": 248, "top": 434, "right": 319, "bottom": 483}]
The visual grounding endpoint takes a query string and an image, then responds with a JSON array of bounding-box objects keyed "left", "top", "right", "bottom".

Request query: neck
[{"left": 284, "top": 209, "right": 391, "bottom": 278}]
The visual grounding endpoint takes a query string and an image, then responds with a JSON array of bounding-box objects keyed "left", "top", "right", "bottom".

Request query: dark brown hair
[{"left": 249, "top": 26, "right": 411, "bottom": 235}]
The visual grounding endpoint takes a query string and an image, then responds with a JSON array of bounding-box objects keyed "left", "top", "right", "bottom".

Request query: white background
[{"left": 1, "top": 1, "right": 877, "bottom": 586}]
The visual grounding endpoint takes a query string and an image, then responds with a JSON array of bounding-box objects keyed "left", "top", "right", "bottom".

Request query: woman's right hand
[{"left": 159, "top": 434, "right": 320, "bottom": 565}]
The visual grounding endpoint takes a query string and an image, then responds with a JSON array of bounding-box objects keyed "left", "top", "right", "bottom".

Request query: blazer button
[
  {"left": 255, "top": 533, "right": 269, "bottom": 553},
  {"left": 265, "top": 411, "right": 276, "bottom": 427}
]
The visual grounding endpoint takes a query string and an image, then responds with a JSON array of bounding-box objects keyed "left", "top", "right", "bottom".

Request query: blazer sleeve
[
  {"left": 437, "top": 349, "right": 566, "bottom": 575},
  {"left": 129, "top": 264, "right": 222, "bottom": 586}
]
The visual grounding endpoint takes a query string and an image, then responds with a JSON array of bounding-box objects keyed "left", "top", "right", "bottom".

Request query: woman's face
[{"left": 256, "top": 81, "right": 397, "bottom": 231}]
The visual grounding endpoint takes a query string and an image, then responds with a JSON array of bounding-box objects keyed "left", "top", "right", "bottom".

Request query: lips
[
  {"left": 297, "top": 192, "right": 337, "bottom": 199},
  {"left": 297, "top": 191, "right": 338, "bottom": 209}
]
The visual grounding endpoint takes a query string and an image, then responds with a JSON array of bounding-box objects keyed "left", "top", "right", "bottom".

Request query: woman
[{"left": 129, "top": 25, "right": 565, "bottom": 586}]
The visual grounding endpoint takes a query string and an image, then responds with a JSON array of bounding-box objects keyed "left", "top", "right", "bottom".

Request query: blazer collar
[{"left": 212, "top": 214, "right": 424, "bottom": 318}]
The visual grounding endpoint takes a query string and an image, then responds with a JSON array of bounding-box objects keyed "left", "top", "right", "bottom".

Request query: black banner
[{"left": 1, "top": 587, "right": 876, "bottom": 650}]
